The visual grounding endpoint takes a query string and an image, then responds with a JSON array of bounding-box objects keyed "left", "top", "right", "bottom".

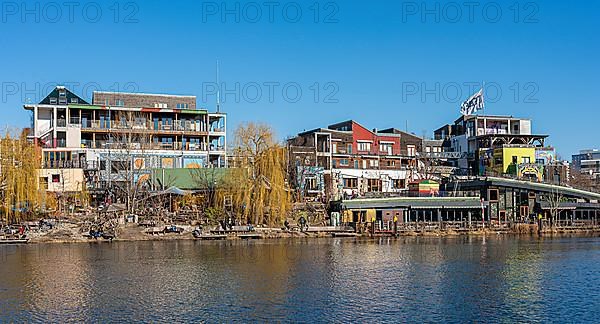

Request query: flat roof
[
  {"left": 93, "top": 91, "right": 196, "bottom": 98},
  {"left": 343, "top": 196, "right": 481, "bottom": 210}
]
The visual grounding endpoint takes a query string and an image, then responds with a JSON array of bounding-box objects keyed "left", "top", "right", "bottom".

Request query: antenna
[{"left": 216, "top": 60, "right": 220, "bottom": 112}]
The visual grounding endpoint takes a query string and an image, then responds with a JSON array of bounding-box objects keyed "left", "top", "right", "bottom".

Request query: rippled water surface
[{"left": 2, "top": 236, "right": 600, "bottom": 322}]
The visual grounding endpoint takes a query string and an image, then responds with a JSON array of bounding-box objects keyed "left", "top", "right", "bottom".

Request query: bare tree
[{"left": 105, "top": 111, "right": 152, "bottom": 214}]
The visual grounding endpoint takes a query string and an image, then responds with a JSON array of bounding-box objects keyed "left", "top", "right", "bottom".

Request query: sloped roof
[{"left": 39, "top": 86, "right": 89, "bottom": 105}]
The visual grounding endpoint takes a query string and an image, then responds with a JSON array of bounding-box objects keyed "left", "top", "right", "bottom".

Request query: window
[
  {"left": 115, "top": 99, "right": 124, "bottom": 107},
  {"left": 407, "top": 145, "right": 416, "bottom": 157},
  {"left": 347, "top": 144, "right": 353, "bottom": 154},
  {"left": 369, "top": 159, "right": 379, "bottom": 167},
  {"left": 425, "top": 146, "right": 431, "bottom": 153},
  {"left": 339, "top": 159, "right": 349, "bottom": 166},
  {"left": 176, "top": 103, "right": 189, "bottom": 109},
  {"left": 155, "top": 103, "right": 168, "bottom": 108},
  {"left": 357, "top": 141, "right": 371, "bottom": 152},
  {"left": 522, "top": 157, "right": 531, "bottom": 164},
  {"left": 392, "top": 179, "right": 405, "bottom": 189},
  {"left": 49, "top": 97, "right": 57, "bottom": 104},
  {"left": 52, "top": 174, "right": 60, "bottom": 183},
  {"left": 387, "top": 160, "right": 396, "bottom": 167},
  {"left": 368, "top": 179, "right": 380, "bottom": 192},
  {"left": 354, "top": 160, "right": 359, "bottom": 168},
  {"left": 70, "top": 98, "right": 78, "bottom": 104},
  {"left": 488, "top": 189, "right": 499, "bottom": 202},
  {"left": 512, "top": 156, "right": 518, "bottom": 164},
  {"left": 332, "top": 143, "right": 337, "bottom": 153},
  {"left": 343, "top": 178, "right": 358, "bottom": 188},
  {"left": 380, "top": 142, "right": 393, "bottom": 155},
  {"left": 40, "top": 177, "right": 48, "bottom": 189}
]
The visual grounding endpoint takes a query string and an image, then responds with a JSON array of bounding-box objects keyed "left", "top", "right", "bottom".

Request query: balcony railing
[
  {"left": 43, "top": 160, "right": 99, "bottom": 169},
  {"left": 56, "top": 119, "right": 67, "bottom": 127},
  {"left": 80, "top": 140, "right": 210, "bottom": 151},
  {"left": 80, "top": 120, "right": 207, "bottom": 132}
]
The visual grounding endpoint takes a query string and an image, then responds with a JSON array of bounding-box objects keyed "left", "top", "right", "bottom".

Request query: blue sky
[{"left": 1, "top": 0, "right": 598, "bottom": 158}]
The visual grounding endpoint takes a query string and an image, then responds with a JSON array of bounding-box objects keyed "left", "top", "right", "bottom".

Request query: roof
[
  {"left": 38, "top": 86, "right": 89, "bottom": 105},
  {"left": 151, "top": 168, "right": 230, "bottom": 190},
  {"left": 456, "top": 176, "right": 600, "bottom": 201},
  {"left": 93, "top": 91, "right": 196, "bottom": 98},
  {"left": 377, "top": 128, "right": 422, "bottom": 140},
  {"left": 343, "top": 196, "right": 481, "bottom": 210}
]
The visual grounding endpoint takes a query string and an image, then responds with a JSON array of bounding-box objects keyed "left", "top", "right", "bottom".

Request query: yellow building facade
[{"left": 493, "top": 147, "right": 536, "bottom": 173}]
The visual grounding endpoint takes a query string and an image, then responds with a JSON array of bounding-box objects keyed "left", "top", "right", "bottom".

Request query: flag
[{"left": 460, "top": 88, "right": 484, "bottom": 116}]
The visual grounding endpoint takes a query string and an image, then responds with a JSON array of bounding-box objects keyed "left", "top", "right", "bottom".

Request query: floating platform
[
  {"left": 195, "top": 234, "right": 227, "bottom": 240},
  {"left": 237, "top": 233, "right": 262, "bottom": 239},
  {"left": 331, "top": 232, "right": 360, "bottom": 238},
  {"left": 0, "top": 238, "right": 29, "bottom": 244}
]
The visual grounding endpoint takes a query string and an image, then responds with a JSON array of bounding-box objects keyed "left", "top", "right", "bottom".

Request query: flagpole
[{"left": 481, "top": 81, "right": 485, "bottom": 116}]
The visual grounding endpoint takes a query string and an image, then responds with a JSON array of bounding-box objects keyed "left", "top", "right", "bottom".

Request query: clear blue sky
[{"left": 1, "top": 0, "right": 598, "bottom": 158}]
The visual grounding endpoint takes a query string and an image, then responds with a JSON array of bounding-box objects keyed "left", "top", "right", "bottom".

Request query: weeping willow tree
[
  {"left": 228, "top": 122, "right": 291, "bottom": 226},
  {"left": 0, "top": 131, "right": 43, "bottom": 223}
]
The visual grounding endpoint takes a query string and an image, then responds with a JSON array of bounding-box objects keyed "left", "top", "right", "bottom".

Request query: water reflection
[{"left": 1, "top": 236, "right": 600, "bottom": 322}]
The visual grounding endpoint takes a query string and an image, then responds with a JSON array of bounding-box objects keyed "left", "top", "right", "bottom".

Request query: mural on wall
[
  {"left": 134, "top": 171, "right": 152, "bottom": 186},
  {"left": 161, "top": 157, "right": 175, "bottom": 169},
  {"left": 134, "top": 157, "right": 145, "bottom": 170},
  {"left": 518, "top": 164, "right": 544, "bottom": 181},
  {"left": 183, "top": 157, "right": 206, "bottom": 169},
  {"left": 479, "top": 149, "right": 494, "bottom": 175},
  {"left": 296, "top": 166, "right": 325, "bottom": 195},
  {"left": 535, "top": 148, "right": 556, "bottom": 165}
]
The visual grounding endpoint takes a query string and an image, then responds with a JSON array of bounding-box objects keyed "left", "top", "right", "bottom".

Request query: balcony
[
  {"left": 80, "top": 120, "right": 207, "bottom": 133},
  {"left": 43, "top": 160, "right": 93, "bottom": 169},
  {"left": 80, "top": 140, "right": 209, "bottom": 152},
  {"left": 56, "top": 119, "right": 67, "bottom": 127}
]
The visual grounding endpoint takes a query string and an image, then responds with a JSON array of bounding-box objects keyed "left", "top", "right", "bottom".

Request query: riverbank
[{"left": 19, "top": 222, "right": 600, "bottom": 244}]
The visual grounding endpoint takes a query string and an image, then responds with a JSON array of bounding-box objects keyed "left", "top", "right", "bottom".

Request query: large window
[
  {"left": 380, "top": 142, "right": 393, "bottom": 155},
  {"left": 407, "top": 145, "right": 416, "bottom": 157},
  {"left": 343, "top": 178, "right": 358, "bottom": 188},
  {"left": 357, "top": 141, "right": 371, "bottom": 152},
  {"left": 368, "top": 179, "right": 380, "bottom": 192},
  {"left": 392, "top": 179, "right": 405, "bottom": 189}
]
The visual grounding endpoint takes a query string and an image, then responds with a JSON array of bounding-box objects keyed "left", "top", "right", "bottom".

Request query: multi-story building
[
  {"left": 25, "top": 86, "right": 226, "bottom": 194},
  {"left": 434, "top": 114, "right": 550, "bottom": 178},
  {"left": 288, "top": 120, "right": 424, "bottom": 200},
  {"left": 572, "top": 149, "right": 600, "bottom": 179}
]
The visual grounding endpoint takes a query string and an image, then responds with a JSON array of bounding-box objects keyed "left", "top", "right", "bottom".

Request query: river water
[{"left": 1, "top": 236, "right": 600, "bottom": 322}]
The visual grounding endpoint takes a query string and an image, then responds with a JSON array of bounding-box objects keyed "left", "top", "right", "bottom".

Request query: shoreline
[{"left": 20, "top": 227, "right": 600, "bottom": 245}]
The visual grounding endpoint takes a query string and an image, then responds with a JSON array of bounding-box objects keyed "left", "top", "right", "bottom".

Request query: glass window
[{"left": 358, "top": 142, "right": 371, "bottom": 152}]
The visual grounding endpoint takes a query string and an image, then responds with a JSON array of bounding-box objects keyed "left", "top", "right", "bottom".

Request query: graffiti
[
  {"left": 535, "top": 148, "right": 556, "bottom": 164},
  {"left": 296, "top": 166, "right": 325, "bottom": 195},
  {"left": 518, "top": 163, "right": 543, "bottom": 181}
]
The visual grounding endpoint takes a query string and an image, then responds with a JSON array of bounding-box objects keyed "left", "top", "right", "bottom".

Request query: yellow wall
[
  {"left": 38, "top": 168, "right": 85, "bottom": 192},
  {"left": 493, "top": 147, "right": 535, "bottom": 173}
]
